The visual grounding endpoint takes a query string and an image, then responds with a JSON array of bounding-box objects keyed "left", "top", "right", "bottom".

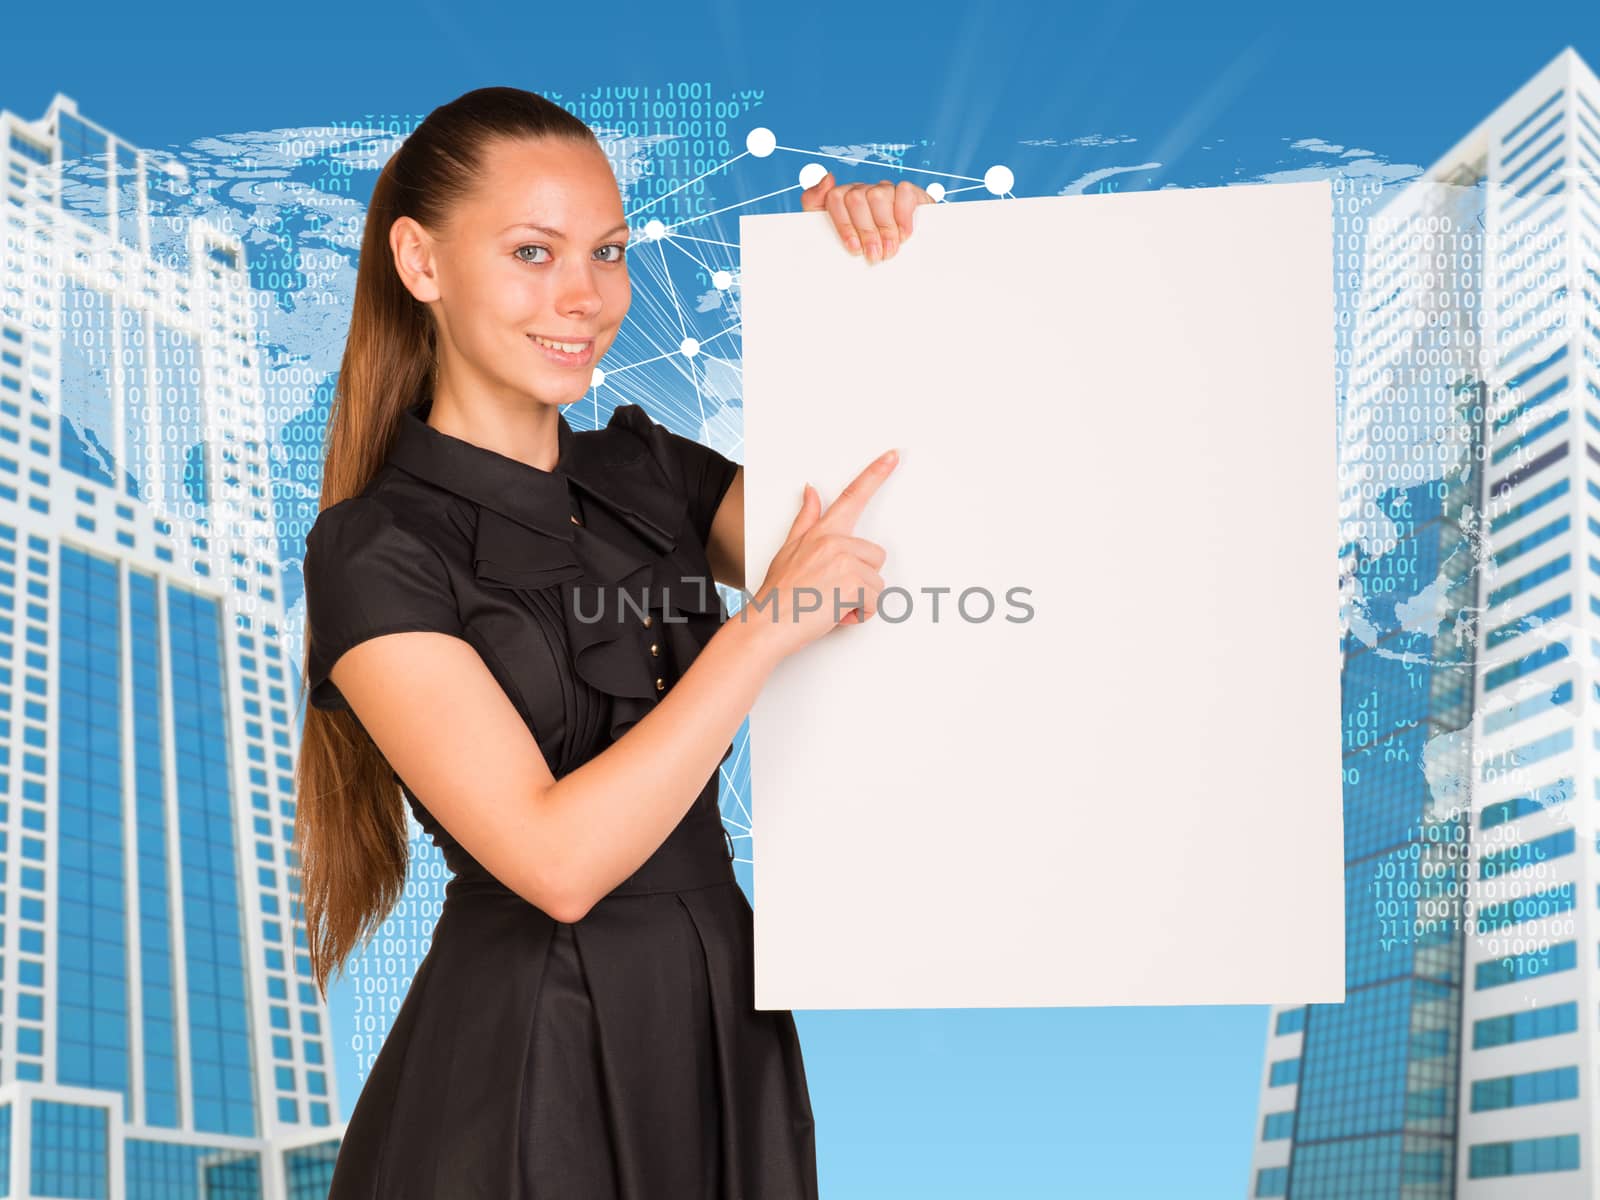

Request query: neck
[{"left": 424, "top": 378, "right": 565, "bottom": 474}]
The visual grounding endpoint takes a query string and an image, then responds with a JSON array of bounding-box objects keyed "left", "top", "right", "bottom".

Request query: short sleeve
[
  {"left": 612, "top": 404, "right": 741, "bottom": 548},
  {"left": 302, "top": 496, "right": 465, "bottom": 712}
]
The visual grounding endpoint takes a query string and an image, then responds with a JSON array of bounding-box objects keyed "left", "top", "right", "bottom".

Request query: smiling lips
[
  {"left": 532, "top": 333, "right": 592, "bottom": 352},
  {"left": 530, "top": 333, "right": 595, "bottom": 367}
]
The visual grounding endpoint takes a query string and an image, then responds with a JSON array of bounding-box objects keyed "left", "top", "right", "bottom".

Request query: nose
[{"left": 555, "top": 262, "right": 605, "bottom": 321}]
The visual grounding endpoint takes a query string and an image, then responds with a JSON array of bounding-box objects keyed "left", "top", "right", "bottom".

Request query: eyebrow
[{"left": 500, "top": 220, "right": 630, "bottom": 239}]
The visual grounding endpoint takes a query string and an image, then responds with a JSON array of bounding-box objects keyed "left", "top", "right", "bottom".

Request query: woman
[{"left": 294, "top": 86, "right": 928, "bottom": 1199}]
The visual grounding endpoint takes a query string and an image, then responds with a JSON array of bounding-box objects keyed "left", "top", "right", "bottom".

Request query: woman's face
[{"left": 407, "top": 135, "right": 632, "bottom": 407}]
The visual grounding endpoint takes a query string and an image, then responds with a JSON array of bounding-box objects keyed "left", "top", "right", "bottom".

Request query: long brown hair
[{"left": 294, "top": 87, "right": 600, "bottom": 1001}]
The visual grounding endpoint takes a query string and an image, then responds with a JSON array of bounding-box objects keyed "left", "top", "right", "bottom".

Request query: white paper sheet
[{"left": 738, "top": 180, "right": 1344, "bottom": 1009}]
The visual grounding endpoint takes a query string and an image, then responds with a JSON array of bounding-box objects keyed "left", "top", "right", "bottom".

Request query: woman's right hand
[{"left": 740, "top": 448, "right": 899, "bottom": 662}]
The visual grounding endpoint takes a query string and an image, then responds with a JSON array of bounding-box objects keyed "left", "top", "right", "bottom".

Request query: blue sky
[{"left": 12, "top": 2, "right": 1600, "bottom": 1195}]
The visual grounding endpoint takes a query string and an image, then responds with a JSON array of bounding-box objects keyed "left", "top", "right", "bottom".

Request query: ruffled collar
[
  {"left": 388, "top": 392, "right": 687, "bottom": 573},
  {"left": 386, "top": 392, "right": 724, "bottom": 754}
]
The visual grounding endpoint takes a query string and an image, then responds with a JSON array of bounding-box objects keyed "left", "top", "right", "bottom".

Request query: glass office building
[
  {"left": 1250, "top": 46, "right": 1600, "bottom": 1198},
  {"left": 0, "top": 94, "right": 342, "bottom": 1197}
]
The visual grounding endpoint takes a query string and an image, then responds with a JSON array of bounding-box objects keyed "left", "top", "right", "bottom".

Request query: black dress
[{"left": 302, "top": 394, "right": 817, "bottom": 1199}]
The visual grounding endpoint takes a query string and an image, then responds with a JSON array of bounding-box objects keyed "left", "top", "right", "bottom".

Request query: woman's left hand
[{"left": 800, "top": 172, "right": 935, "bottom": 264}]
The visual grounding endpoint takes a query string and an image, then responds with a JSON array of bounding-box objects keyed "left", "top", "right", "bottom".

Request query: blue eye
[
  {"left": 596, "top": 244, "right": 628, "bottom": 263},
  {"left": 514, "top": 245, "right": 550, "bottom": 264}
]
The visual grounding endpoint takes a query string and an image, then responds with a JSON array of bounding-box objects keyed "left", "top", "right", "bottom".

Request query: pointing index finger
[{"left": 820, "top": 449, "right": 900, "bottom": 532}]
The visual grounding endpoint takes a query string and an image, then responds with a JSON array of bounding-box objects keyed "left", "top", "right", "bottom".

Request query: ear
[{"left": 390, "top": 214, "right": 443, "bottom": 304}]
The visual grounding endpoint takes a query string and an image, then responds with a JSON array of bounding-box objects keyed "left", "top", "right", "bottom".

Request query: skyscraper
[
  {"left": 1251, "top": 45, "right": 1600, "bottom": 1197},
  {"left": 0, "top": 93, "right": 342, "bottom": 1198}
]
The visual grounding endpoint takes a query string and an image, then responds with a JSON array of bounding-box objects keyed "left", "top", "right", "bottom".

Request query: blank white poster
[{"left": 737, "top": 180, "right": 1344, "bottom": 1010}]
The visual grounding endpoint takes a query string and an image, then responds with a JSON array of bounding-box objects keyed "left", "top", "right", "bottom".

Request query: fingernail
[
  {"left": 880, "top": 449, "right": 898, "bottom": 465},
  {"left": 884, "top": 238, "right": 897, "bottom": 260},
  {"left": 847, "top": 234, "right": 861, "bottom": 254}
]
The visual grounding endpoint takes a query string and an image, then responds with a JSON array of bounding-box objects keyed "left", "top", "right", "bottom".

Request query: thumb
[
  {"left": 801, "top": 172, "right": 833, "bottom": 211},
  {"left": 788, "top": 482, "right": 821, "bottom": 538}
]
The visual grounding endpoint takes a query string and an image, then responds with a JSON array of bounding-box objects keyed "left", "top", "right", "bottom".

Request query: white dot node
[
  {"left": 712, "top": 270, "right": 733, "bottom": 290},
  {"left": 983, "top": 165, "right": 1014, "bottom": 196},
  {"left": 927, "top": 182, "right": 946, "bottom": 202},
  {"left": 746, "top": 128, "right": 777, "bottom": 157},
  {"left": 679, "top": 338, "right": 700, "bottom": 358},
  {"left": 643, "top": 219, "right": 666, "bottom": 241},
  {"left": 798, "top": 162, "right": 829, "bottom": 189},
  {"left": 589, "top": 368, "right": 605, "bottom": 389}
]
